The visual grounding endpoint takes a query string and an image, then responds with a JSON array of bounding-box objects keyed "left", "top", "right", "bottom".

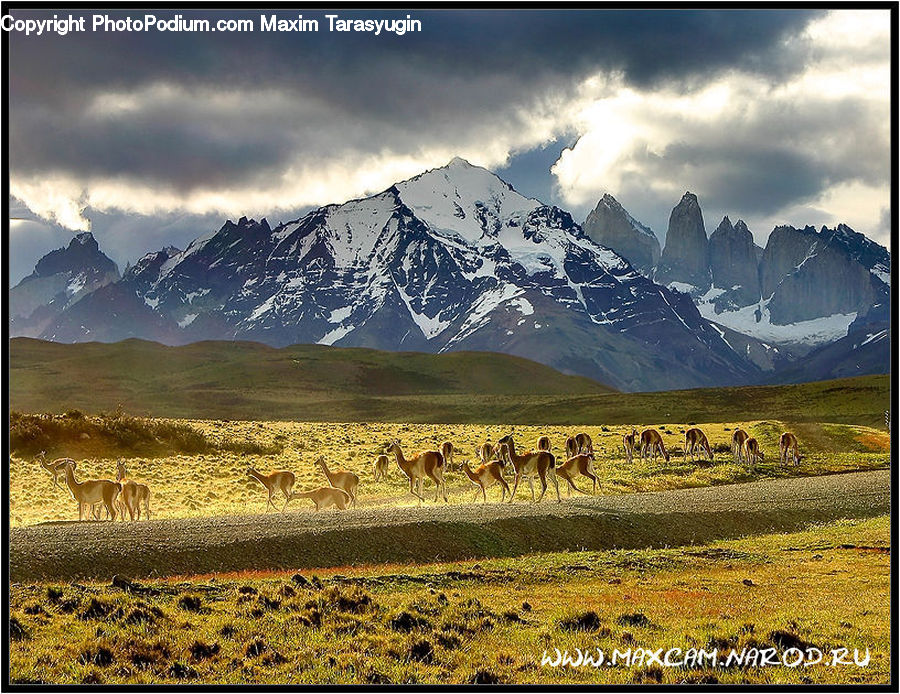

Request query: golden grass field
[
  {"left": 9, "top": 418, "right": 890, "bottom": 526},
  {"left": 9, "top": 516, "right": 889, "bottom": 684}
]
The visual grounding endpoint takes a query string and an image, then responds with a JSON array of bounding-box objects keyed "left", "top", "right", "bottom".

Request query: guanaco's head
[
  {"left": 314, "top": 456, "right": 326, "bottom": 469},
  {"left": 116, "top": 459, "right": 127, "bottom": 481}
]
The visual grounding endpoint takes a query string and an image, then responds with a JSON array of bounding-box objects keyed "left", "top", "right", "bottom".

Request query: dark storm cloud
[
  {"left": 641, "top": 93, "right": 888, "bottom": 218},
  {"left": 8, "top": 9, "right": 821, "bottom": 187}
]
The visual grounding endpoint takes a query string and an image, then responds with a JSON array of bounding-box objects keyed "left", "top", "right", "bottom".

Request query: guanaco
[
  {"left": 314, "top": 456, "right": 359, "bottom": 507},
  {"left": 498, "top": 435, "right": 560, "bottom": 503},
  {"left": 37, "top": 451, "right": 76, "bottom": 490},
  {"left": 290, "top": 487, "right": 351, "bottom": 511},
  {"left": 744, "top": 437, "right": 764, "bottom": 468},
  {"left": 385, "top": 441, "right": 447, "bottom": 503},
  {"left": 115, "top": 459, "right": 151, "bottom": 521},
  {"left": 565, "top": 436, "right": 578, "bottom": 459},
  {"left": 462, "top": 460, "right": 510, "bottom": 503},
  {"left": 779, "top": 432, "right": 801, "bottom": 465},
  {"left": 247, "top": 467, "right": 296, "bottom": 512},
  {"left": 536, "top": 436, "right": 551, "bottom": 452},
  {"left": 732, "top": 429, "right": 750, "bottom": 464},
  {"left": 59, "top": 460, "right": 121, "bottom": 521},
  {"left": 623, "top": 428, "right": 638, "bottom": 464},
  {"left": 440, "top": 441, "right": 456, "bottom": 471},
  {"left": 684, "top": 428, "right": 713, "bottom": 463},
  {"left": 575, "top": 432, "right": 593, "bottom": 455},
  {"left": 373, "top": 454, "right": 391, "bottom": 481},
  {"left": 557, "top": 453, "right": 598, "bottom": 496},
  {"left": 639, "top": 428, "right": 670, "bottom": 463}
]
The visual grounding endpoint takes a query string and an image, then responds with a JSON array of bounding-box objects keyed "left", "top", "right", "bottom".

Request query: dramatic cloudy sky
[{"left": 7, "top": 8, "right": 892, "bottom": 284}]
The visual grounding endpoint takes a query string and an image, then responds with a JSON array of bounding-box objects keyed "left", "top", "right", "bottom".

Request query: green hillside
[{"left": 9, "top": 338, "right": 890, "bottom": 427}]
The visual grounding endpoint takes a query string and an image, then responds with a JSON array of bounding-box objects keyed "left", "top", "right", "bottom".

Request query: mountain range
[{"left": 9, "top": 158, "right": 891, "bottom": 391}]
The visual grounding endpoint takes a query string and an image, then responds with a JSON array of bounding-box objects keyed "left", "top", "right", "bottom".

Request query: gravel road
[{"left": 9, "top": 470, "right": 890, "bottom": 582}]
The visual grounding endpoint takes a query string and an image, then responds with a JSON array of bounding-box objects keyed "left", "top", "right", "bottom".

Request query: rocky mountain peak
[
  {"left": 708, "top": 215, "right": 760, "bottom": 310},
  {"left": 653, "top": 191, "right": 710, "bottom": 294},
  {"left": 10, "top": 231, "right": 121, "bottom": 338},
  {"left": 32, "top": 232, "right": 117, "bottom": 279},
  {"left": 582, "top": 193, "right": 660, "bottom": 276}
]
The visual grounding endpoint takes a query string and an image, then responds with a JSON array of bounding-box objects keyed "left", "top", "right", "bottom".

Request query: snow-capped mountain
[
  {"left": 36, "top": 158, "right": 763, "bottom": 391},
  {"left": 698, "top": 223, "right": 890, "bottom": 352},
  {"left": 10, "top": 232, "right": 120, "bottom": 338}
]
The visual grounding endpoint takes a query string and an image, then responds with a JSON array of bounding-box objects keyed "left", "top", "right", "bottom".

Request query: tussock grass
[{"left": 8, "top": 516, "right": 889, "bottom": 684}]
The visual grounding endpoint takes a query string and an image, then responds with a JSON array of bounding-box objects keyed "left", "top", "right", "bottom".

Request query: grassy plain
[
  {"left": 9, "top": 417, "right": 890, "bottom": 527},
  {"left": 8, "top": 516, "right": 889, "bottom": 684}
]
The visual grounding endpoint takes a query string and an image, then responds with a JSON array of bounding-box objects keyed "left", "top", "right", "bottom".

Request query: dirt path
[{"left": 9, "top": 470, "right": 890, "bottom": 582}]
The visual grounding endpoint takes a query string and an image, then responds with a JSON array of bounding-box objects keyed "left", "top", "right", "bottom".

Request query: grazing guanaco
[
  {"left": 247, "top": 467, "right": 296, "bottom": 512},
  {"left": 58, "top": 460, "right": 120, "bottom": 521},
  {"left": 385, "top": 441, "right": 447, "bottom": 503},
  {"left": 462, "top": 460, "right": 510, "bottom": 503},
  {"left": 732, "top": 429, "right": 750, "bottom": 463},
  {"left": 575, "top": 432, "right": 594, "bottom": 455},
  {"left": 623, "top": 428, "right": 638, "bottom": 464},
  {"left": 684, "top": 428, "right": 713, "bottom": 463},
  {"left": 565, "top": 436, "right": 578, "bottom": 460},
  {"left": 373, "top": 454, "right": 391, "bottom": 481},
  {"left": 440, "top": 441, "right": 456, "bottom": 470},
  {"left": 779, "top": 432, "right": 801, "bottom": 465},
  {"left": 314, "top": 456, "right": 359, "bottom": 507},
  {"left": 639, "top": 428, "right": 670, "bottom": 463},
  {"left": 115, "top": 459, "right": 151, "bottom": 521},
  {"left": 290, "top": 487, "right": 351, "bottom": 511},
  {"left": 497, "top": 435, "right": 560, "bottom": 504},
  {"left": 744, "top": 437, "right": 764, "bottom": 468},
  {"left": 536, "top": 436, "right": 551, "bottom": 452},
  {"left": 37, "top": 451, "right": 76, "bottom": 490},
  {"left": 557, "top": 453, "right": 598, "bottom": 496}
]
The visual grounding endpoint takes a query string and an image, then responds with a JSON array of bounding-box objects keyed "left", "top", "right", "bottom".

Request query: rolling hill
[{"left": 9, "top": 338, "right": 889, "bottom": 427}]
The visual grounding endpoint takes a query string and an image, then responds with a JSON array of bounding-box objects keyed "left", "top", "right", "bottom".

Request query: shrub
[{"left": 9, "top": 410, "right": 281, "bottom": 458}]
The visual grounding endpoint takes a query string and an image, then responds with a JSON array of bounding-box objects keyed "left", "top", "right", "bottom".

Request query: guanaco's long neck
[
  {"left": 63, "top": 464, "right": 81, "bottom": 494},
  {"left": 390, "top": 446, "right": 411, "bottom": 472},
  {"left": 503, "top": 442, "right": 526, "bottom": 467},
  {"left": 248, "top": 469, "right": 270, "bottom": 488},
  {"left": 462, "top": 463, "right": 478, "bottom": 483},
  {"left": 318, "top": 460, "right": 334, "bottom": 483}
]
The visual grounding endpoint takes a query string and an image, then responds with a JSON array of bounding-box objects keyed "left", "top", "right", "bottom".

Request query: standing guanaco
[
  {"left": 779, "top": 432, "right": 801, "bottom": 465},
  {"left": 373, "top": 454, "right": 391, "bottom": 481},
  {"left": 115, "top": 459, "right": 151, "bottom": 521},
  {"left": 59, "top": 460, "right": 120, "bottom": 521},
  {"left": 732, "top": 429, "right": 750, "bottom": 464},
  {"left": 462, "top": 460, "right": 510, "bottom": 503},
  {"left": 314, "top": 456, "right": 359, "bottom": 507},
  {"left": 556, "top": 453, "right": 598, "bottom": 496},
  {"left": 385, "top": 441, "right": 447, "bottom": 503},
  {"left": 498, "top": 435, "right": 560, "bottom": 504},
  {"left": 247, "top": 467, "right": 296, "bottom": 512},
  {"left": 623, "top": 428, "right": 638, "bottom": 464}
]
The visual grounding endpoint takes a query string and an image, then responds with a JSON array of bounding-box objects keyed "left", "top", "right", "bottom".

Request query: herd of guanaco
[{"left": 36, "top": 427, "right": 802, "bottom": 520}]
